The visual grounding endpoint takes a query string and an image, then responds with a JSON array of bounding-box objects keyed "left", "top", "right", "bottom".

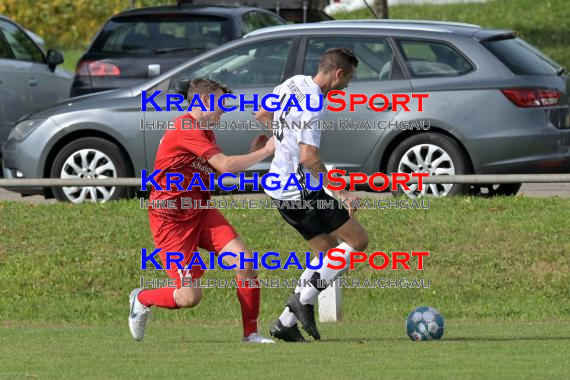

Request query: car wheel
[
  {"left": 471, "top": 183, "right": 522, "bottom": 197},
  {"left": 50, "top": 137, "right": 130, "bottom": 203},
  {"left": 387, "top": 133, "right": 470, "bottom": 198}
]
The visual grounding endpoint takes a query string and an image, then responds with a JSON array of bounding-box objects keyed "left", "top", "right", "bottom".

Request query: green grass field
[
  {"left": 0, "top": 196, "right": 569, "bottom": 378},
  {"left": 1, "top": 320, "right": 568, "bottom": 380}
]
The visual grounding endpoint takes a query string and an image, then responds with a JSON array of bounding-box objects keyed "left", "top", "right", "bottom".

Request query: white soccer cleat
[
  {"left": 242, "top": 332, "right": 276, "bottom": 344},
  {"left": 128, "top": 288, "right": 150, "bottom": 341}
]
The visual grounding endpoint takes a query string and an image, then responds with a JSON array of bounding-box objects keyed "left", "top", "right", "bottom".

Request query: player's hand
[
  {"left": 249, "top": 133, "right": 271, "bottom": 153},
  {"left": 337, "top": 190, "right": 359, "bottom": 217},
  {"left": 263, "top": 135, "right": 276, "bottom": 155}
]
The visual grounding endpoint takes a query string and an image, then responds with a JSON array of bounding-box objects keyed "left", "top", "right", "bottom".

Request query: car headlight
[{"left": 8, "top": 119, "right": 46, "bottom": 142}]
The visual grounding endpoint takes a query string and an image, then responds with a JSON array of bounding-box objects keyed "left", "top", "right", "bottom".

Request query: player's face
[{"left": 333, "top": 67, "right": 355, "bottom": 91}]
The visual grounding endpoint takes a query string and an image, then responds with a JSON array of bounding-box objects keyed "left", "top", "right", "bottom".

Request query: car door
[
  {"left": 143, "top": 37, "right": 296, "bottom": 171},
  {"left": 0, "top": 20, "right": 31, "bottom": 146},
  {"left": 297, "top": 35, "right": 414, "bottom": 172},
  {"left": 0, "top": 20, "right": 71, "bottom": 116}
]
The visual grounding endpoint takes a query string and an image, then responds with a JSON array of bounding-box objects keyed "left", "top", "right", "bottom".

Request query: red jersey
[{"left": 149, "top": 113, "right": 220, "bottom": 220}]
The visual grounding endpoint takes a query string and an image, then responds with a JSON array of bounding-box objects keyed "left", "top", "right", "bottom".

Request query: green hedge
[{"left": 0, "top": 0, "right": 172, "bottom": 51}]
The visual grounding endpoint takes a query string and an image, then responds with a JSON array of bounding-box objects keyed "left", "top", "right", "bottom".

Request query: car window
[
  {"left": 0, "top": 32, "right": 13, "bottom": 59},
  {"left": 258, "top": 12, "right": 286, "bottom": 28},
  {"left": 168, "top": 38, "right": 293, "bottom": 93},
  {"left": 241, "top": 11, "right": 266, "bottom": 35},
  {"left": 90, "top": 16, "right": 229, "bottom": 55},
  {"left": 482, "top": 37, "right": 561, "bottom": 76},
  {"left": 397, "top": 39, "right": 473, "bottom": 77},
  {"left": 303, "top": 36, "right": 399, "bottom": 81},
  {"left": 0, "top": 20, "right": 44, "bottom": 63}
]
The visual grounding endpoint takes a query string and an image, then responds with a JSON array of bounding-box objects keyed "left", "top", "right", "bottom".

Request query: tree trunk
[{"left": 374, "top": 0, "right": 389, "bottom": 19}]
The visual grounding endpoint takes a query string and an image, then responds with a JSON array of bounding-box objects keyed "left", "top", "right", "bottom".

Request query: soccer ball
[{"left": 406, "top": 306, "right": 445, "bottom": 341}]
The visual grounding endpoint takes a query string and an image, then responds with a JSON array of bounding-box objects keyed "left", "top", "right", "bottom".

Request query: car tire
[
  {"left": 471, "top": 183, "right": 522, "bottom": 197},
  {"left": 387, "top": 133, "right": 471, "bottom": 198},
  {"left": 49, "top": 137, "right": 130, "bottom": 203}
]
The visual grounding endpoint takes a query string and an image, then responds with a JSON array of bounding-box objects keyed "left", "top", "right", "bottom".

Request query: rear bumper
[
  {"left": 458, "top": 92, "right": 570, "bottom": 174},
  {"left": 468, "top": 130, "right": 570, "bottom": 175}
]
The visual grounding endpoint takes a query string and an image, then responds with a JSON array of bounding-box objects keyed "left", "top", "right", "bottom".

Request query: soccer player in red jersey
[{"left": 129, "top": 78, "right": 275, "bottom": 343}]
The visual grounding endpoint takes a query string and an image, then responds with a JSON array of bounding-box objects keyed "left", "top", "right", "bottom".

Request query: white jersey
[{"left": 264, "top": 75, "right": 327, "bottom": 200}]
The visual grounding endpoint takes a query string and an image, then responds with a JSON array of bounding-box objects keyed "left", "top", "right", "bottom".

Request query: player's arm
[
  {"left": 208, "top": 137, "right": 275, "bottom": 173},
  {"left": 300, "top": 143, "right": 359, "bottom": 217},
  {"left": 255, "top": 87, "right": 281, "bottom": 124}
]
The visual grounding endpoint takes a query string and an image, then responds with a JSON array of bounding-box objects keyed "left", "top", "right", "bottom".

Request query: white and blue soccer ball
[{"left": 406, "top": 306, "right": 445, "bottom": 341}]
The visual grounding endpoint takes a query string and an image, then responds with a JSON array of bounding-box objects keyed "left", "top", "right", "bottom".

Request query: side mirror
[{"left": 46, "top": 49, "right": 64, "bottom": 72}]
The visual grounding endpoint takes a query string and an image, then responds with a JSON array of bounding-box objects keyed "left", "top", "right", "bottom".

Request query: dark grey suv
[
  {"left": 70, "top": 5, "right": 285, "bottom": 97},
  {"left": 3, "top": 20, "right": 569, "bottom": 202}
]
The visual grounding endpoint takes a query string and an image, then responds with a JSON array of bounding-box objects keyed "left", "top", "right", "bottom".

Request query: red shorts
[{"left": 148, "top": 208, "right": 238, "bottom": 287}]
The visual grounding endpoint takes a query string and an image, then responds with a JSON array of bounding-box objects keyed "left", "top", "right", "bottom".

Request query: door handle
[
  {"left": 367, "top": 102, "right": 392, "bottom": 111},
  {"left": 148, "top": 64, "right": 160, "bottom": 77},
  {"left": 28, "top": 78, "right": 37, "bottom": 87}
]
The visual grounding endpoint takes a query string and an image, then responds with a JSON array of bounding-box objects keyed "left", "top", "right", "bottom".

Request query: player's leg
[
  {"left": 172, "top": 272, "right": 203, "bottom": 308},
  {"left": 270, "top": 191, "right": 345, "bottom": 340},
  {"left": 299, "top": 217, "right": 369, "bottom": 302},
  {"left": 271, "top": 232, "right": 338, "bottom": 342},
  {"left": 129, "top": 211, "right": 203, "bottom": 341},
  {"left": 198, "top": 209, "right": 274, "bottom": 343},
  {"left": 329, "top": 217, "right": 369, "bottom": 252},
  {"left": 281, "top": 191, "right": 369, "bottom": 339}
]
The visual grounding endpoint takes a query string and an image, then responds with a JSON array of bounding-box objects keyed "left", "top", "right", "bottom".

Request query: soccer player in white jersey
[{"left": 256, "top": 48, "right": 369, "bottom": 342}]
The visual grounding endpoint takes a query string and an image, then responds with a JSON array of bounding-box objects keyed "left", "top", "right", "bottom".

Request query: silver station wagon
[{"left": 2, "top": 20, "right": 568, "bottom": 202}]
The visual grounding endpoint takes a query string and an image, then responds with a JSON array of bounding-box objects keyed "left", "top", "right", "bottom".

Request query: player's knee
[
  {"left": 238, "top": 265, "right": 257, "bottom": 279},
  {"left": 175, "top": 288, "right": 202, "bottom": 308},
  {"left": 360, "top": 230, "right": 369, "bottom": 251},
  {"left": 237, "top": 250, "right": 257, "bottom": 277},
  {"left": 349, "top": 228, "right": 369, "bottom": 251}
]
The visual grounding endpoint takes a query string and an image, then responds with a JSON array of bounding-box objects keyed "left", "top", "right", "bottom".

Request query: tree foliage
[{"left": 0, "top": 0, "right": 171, "bottom": 50}]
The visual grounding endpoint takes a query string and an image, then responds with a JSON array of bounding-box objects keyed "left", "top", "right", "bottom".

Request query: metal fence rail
[{"left": 1, "top": 174, "right": 570, "bottom": 188}]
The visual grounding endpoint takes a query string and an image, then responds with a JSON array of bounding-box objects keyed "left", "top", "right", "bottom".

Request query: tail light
[
  {"left": 501, "top": 88, "right": 561, "bottom": 107},
  {"left": 75, "top": 61, "right": 120, "bottom": 77}
]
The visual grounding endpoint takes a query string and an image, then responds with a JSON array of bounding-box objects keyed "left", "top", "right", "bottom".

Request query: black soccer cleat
[
  {"left": 269, "top": 319, "right": 306, "bottom": 342},
  {"left": 286, "top": 293, "right": 321, "bottom": 340}
]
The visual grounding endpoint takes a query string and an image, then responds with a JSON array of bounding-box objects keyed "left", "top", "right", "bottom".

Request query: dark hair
[
  {"left": 318, "top": 47, "right": 359, "bottom": 74},
  {"left": 187, "top": 77, "right": 232, "bottom": 100}
]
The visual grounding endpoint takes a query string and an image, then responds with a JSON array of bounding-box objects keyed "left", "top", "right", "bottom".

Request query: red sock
[
  {"left": 138, "top": 287, "right": 179, "bottom": 309},
  {"left": 236, "top": 277, "right": 260, "bottom": 337}
]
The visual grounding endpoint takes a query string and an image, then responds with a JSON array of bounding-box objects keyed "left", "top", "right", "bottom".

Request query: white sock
[
  {"left": 299, "top": 242, "right": 353, "bottom": 305},
  {"left": 278, "top": 307, "right": 297, "bottom": 327},
  {"left": 278, "top": 256, "right": 322, "bottom": 327},
  {"left": 294, "top": 256, "right": 322, "bottom": 297}
]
